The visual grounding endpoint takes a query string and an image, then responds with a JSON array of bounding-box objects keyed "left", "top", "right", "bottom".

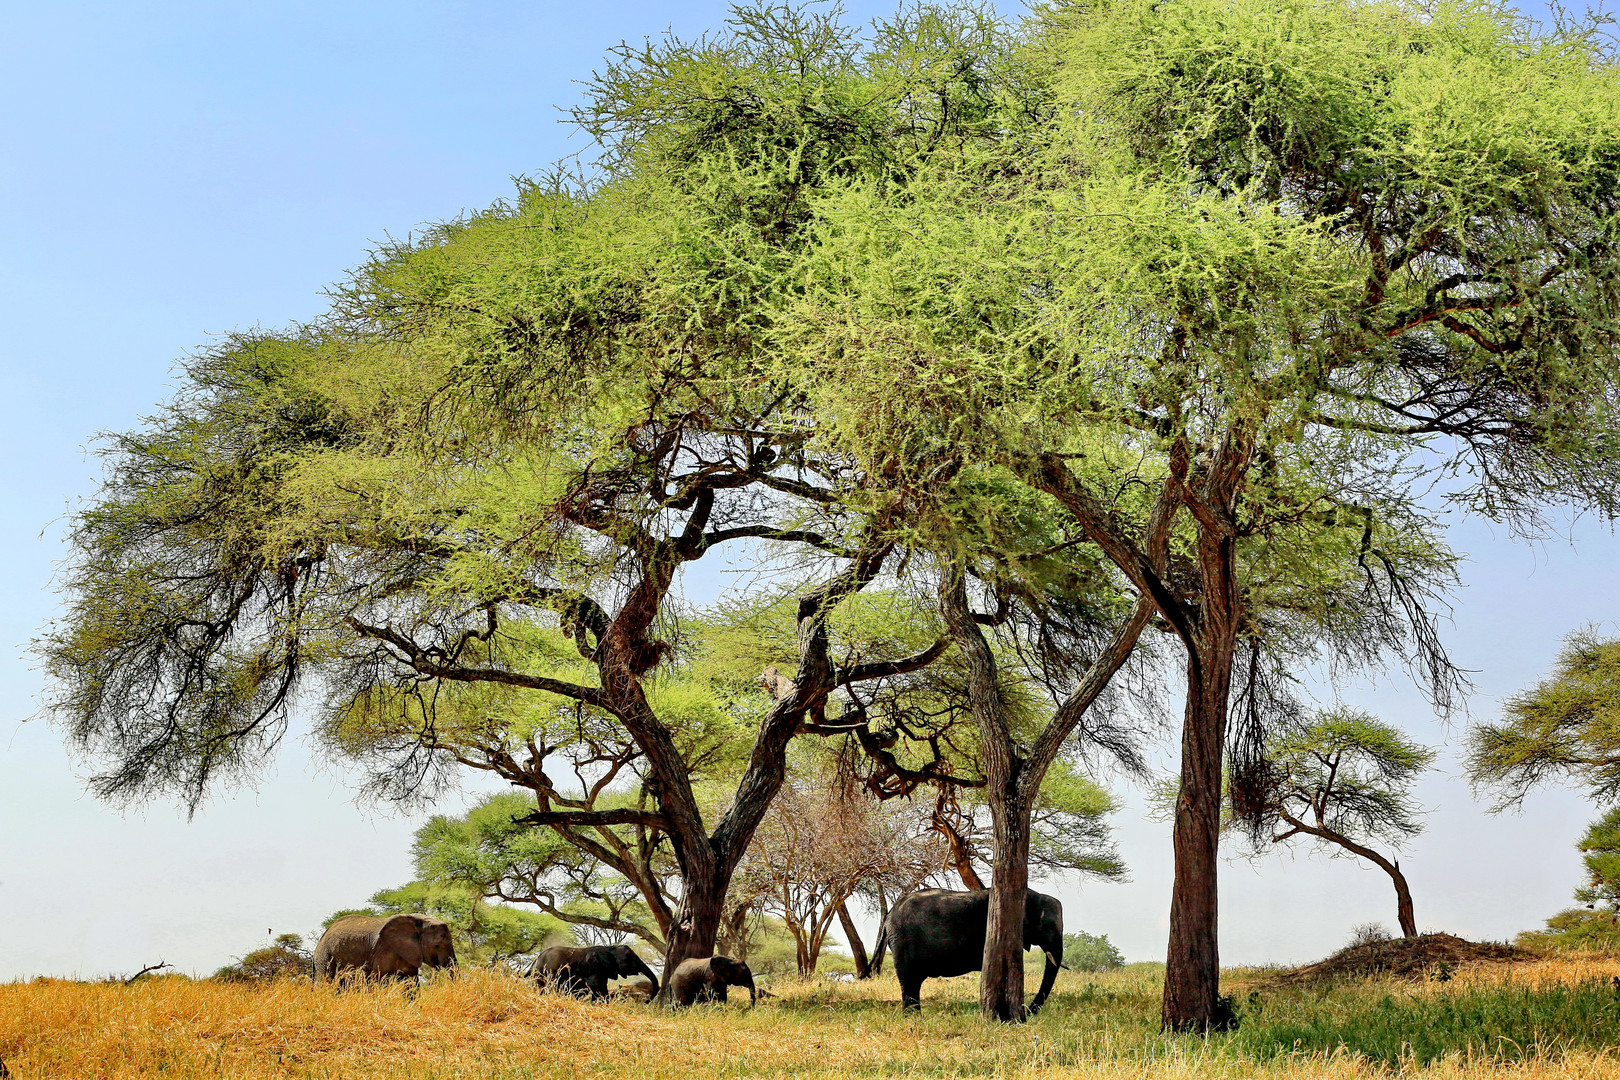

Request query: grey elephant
[
  {"left": 313, "top": 914, "right": 456, "bottom": 984},
  {"left": 529, "top": 944, "right": 660, "bottom": 1001},
  {"left": 873, "top": 887, "right": 1064, "bottom": 1013},
  {"left": 666, "top": 955, "right": 757, "bottom": 1006}
]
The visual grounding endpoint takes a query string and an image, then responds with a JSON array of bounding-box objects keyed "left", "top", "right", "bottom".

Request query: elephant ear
[{"left": 377, "top": 914, "right": 425, "bottom": 973}]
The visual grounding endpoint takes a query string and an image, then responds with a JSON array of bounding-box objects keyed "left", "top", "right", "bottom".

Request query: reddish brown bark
[{"left": 1162, "top": 649, "right": 1234, "bottom": 1030}]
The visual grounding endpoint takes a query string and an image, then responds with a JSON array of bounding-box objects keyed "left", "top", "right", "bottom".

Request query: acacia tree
[
  {"left": 43, "top": 3, "right": 1047, "bottom": 985},
  {"left": 404, "top": 792, "right": 680, "bottom": 950},
  {"left": 1523, "top": 807, "right": 1620, "bottom": 948},
  {"left": 1467, "top": 630, "right": 1620, "bottom": 807},
  {"left": 788, "top": 0, "right": 1620, "bottom": 1028},
  {"left": 1251, "top": 711, "right": 1435, "bottom": 938}
]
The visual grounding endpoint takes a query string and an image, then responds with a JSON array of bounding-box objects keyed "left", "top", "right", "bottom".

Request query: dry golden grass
[{"left": 4, "top": 961, "right": 1620, "bottom": 1079}]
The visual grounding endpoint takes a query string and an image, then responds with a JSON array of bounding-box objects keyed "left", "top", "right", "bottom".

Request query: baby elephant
[
  {"left": 313, "top": 913, "right": 456, "bottom": 984},
  {"left": 667, "top": 955, "right": 756, "bottom": 1006},
  {"left": 530, "top": 944, "right": 660, "bottom": 1001}
]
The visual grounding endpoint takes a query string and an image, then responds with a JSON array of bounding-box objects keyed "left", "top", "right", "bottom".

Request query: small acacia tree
[
  {"left": 404, "top": 792, "right": 677, "bottom": 950},
  {"left": 1520, "top": 807, "right": 1620, "bottom": 950},
  {"left": 1251, "top": 711, "right": 1435, "bottom": 938}
]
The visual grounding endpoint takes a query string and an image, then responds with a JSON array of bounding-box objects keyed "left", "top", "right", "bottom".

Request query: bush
[
  {"left": 1518, "top": 908, "right": 1620, "bottom": 953},
  {"left": 1062, "top": 932, "right": 1125, "bottom": 972},
  {"left": 214, "top": 934, "right": 311, "bottom": 981},
  {"left": 1346, "top": 922, "right": 1392, "bottom": 949}
]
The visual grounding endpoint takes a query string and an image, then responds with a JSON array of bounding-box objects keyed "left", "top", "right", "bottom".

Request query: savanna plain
[{"left": 10, "top": 957, "right": 1620, "bottom": 1079}]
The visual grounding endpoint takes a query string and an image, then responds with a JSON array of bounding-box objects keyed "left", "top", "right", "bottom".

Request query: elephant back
[{"left": 313, "top": 915, "right": 390, "bottom": 980}]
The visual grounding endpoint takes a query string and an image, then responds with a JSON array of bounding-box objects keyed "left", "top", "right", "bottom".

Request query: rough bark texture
[
  {"left": 1162, "top": 650, "right": 1233, "bottom": 1031},
  {"left": 982, "top": 795, "right": 1033, "bottom": 1022},
  {"left": 1012, "top": 433, "right": 1251, "bottom": 1032}
]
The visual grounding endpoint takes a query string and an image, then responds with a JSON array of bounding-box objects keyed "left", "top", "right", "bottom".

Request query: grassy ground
[{"left": 6, "top": 958, "right": 1620, "bottom": 1078}]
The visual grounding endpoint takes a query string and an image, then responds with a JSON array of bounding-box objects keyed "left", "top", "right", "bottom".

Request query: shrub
[
  {"left": 214, "top": 933, "right": 311, "bottom": 981},
  {"left": 1063, "top": 932, "right": 1125, "bottom": 972},
  {"left": 1346, "top": 922, "right": 1392, "bottom": 949},
  {"left": 1518, "top": 909, "right": 1620, "bottom": 953}
]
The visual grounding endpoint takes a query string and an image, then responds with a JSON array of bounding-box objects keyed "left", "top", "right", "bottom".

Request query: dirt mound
[{"left": 1273, "top": 933, "right": 1525, "bottom": 983}]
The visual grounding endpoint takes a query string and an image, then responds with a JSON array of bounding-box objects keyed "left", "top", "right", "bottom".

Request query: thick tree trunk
[
  {"left": 836, "top": 901, "right": 870, "bottom": 977},
  {"left": 982, "top": 791, "right": 1033, "bottom": 1022},
  {"left": 1162, "top": 645, "right": 1234, "bottom": 1032},
  {"left": 659, "top": 860, "right": 726, "bottom": 996}
]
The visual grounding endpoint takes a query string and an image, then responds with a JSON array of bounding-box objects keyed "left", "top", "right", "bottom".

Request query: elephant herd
[{"left": 310, "top": 887, "right": 1066, "bottom": 1013}]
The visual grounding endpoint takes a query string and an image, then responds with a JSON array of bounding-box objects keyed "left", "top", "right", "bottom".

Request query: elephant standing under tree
[
  {"left": 529, "top": 944, "right": 660, "bottom": 1001},
  {"left": 666, "top": 955, "right": 757, "bottom": 1006},
  {"left": 874, "top": 888, "right": 1064, "bottom": 1013},
  {"left": 313, "top": 914, "right": 456, "bottom": 983}
]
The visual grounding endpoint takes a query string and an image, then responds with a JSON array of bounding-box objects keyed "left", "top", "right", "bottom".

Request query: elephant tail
[{"left": 866, "top": 924, "right": 888, "bottom": 977}]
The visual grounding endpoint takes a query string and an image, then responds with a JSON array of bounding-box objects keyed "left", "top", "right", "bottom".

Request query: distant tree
[
  {"left": 408, "top": 791, "right": 681, "bottom": 951},
  {"left": 1062, "top": 932, "right": 1124, "bottom": 972},
  {"left": 1249, "top": 711, "right": 1435, "bottom": 938},
  {"left": 214, "top": 933, "right": 311, "bottom": 981},
  {"left": 731, "top": 760, "right": 947, "bottom": 976},
  {"left": 1467, "top": 631, "right": 1620, "bottom": 808},
  {"left": 1519, "top": 807, "right": 1620, "bottom": 952}
]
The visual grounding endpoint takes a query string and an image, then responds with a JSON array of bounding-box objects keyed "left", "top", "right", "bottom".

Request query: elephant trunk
[
  {"left": 1029, "top": 948, "right": 1061, "bottom": 1016},
  {"left": 867, "top": 924, "right": 888, "bottom": 977},
  {"left": 742, "top": 972, "right": 757, "bottom": 1007},
  {"left": 633, "top": 956, "right": 660, "bottom": 995}
]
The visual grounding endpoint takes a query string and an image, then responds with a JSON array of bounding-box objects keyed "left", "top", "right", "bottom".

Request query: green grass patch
[{"left": 1235, "top": 977, "right": 1620, "bottom": 1066}]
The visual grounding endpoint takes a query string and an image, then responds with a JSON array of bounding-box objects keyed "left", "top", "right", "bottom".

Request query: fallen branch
[{"left": 124, "top": 961, "right": 172, "bottom": 985}]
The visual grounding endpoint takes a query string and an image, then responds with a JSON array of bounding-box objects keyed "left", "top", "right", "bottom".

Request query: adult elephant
[
  {"left": 313, "top": 914, "right": 456, "bottom": 984},
  {"left": 874, "top": 888, "right": 1064, "bottom": 1013},
  {"left": 666, "top": 955, "right": 757, "bottom": 1006},
  {"left": 529, "top": 944, "right": 660, "bottom": 1001}
]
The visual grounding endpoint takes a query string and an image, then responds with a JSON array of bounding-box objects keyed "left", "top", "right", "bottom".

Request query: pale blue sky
[{"left": 1, "top": 0, "right": 1608, "bottom": 980}]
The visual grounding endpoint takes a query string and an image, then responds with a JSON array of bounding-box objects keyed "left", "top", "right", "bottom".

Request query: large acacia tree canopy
[{"left": 781, "top": 0, "right": 1620, "bottom": 699}]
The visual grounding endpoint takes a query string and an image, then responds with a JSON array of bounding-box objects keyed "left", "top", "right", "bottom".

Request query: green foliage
[
  {"left": 1467, "top": 631, "right": 1620, "bottom": 807},
  {"left": 1518, "top": 909, "right": 1620, "bottom": 954},
  {"left": 1062, "top": 932, "right": 1125, "bottom": 972},
  {"left": 1261, "top": 710, "right": 1435, "bottom": 850},
  {"left": 213, "top": 933, "right": 312, "bottom": 981},
  {"left": 1519, "top": 805, "right": 1620, "bottom": 952},
  {"left": 409, "top": 791, "right": 672, "bottom": 949}
]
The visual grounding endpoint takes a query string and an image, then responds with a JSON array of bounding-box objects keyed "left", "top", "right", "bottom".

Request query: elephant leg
[
  {"left": 589, "top": 975, "right": 609, "bottom": 1001},
  {"left": 900, "top": 977, "right": 924, "bottom": 1011}
]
